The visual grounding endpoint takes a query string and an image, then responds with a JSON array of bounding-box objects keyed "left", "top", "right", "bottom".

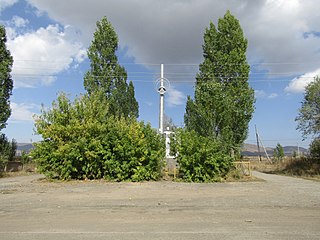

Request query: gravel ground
[{"left": 0, "top": 171, "right": 319, "bottom": 240}]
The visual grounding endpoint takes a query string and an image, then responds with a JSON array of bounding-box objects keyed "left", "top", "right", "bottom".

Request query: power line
[
  {"left": 13, "top": 59, "right": 320, "bottom": 65},
  {"left": 12, "top": 67, "right": 311, "bottom": 76},
  {"left": 11, "top": 73, "right": 315, "bottom": 82}
]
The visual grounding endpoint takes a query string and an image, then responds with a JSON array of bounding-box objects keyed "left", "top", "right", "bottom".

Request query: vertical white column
[{"left": 159, "top": 63, "right": 164, "bottom": 134}]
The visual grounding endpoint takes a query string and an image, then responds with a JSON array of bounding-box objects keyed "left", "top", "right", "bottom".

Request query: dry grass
[
  {"left": 0, "top": 163, "right": 37, "bottom": 178},
  {"left": 224, "top": 168, "right": 262, "bottom": 182},
  {"left": 163, "top": 165, "right": 260, "bottom": 182},
  {"left": 251, "top": 157, "right": 320, "bottom": 181}
]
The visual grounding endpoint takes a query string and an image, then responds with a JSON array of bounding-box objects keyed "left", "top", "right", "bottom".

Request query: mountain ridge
[
  {"left": 242, "top": 143, "right": 308, "bottom": 156},
  {"left": 16, "top": 143, "right": 309, "bottom": 157}
]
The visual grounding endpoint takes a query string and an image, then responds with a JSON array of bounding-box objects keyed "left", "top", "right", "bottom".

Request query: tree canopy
[
  {"left": 296, "top": 76, "right": 320, "bottom": 139},
  {"left": 273, "top": 143, "right": 284, "bottom": 162},
  {"left": 173, "top": 11, "right": 254, "bottom": 182},
  {"left": 32, "top": 17, "right": 164, "bottom": 181},
  {"left": 0, "top": 25, "right": 13, "bottom": 130},
  {"left": 296, "top": 76, "right": 320, "bottom": 158},
  {"left": 184, "top": 10, "right": 255, "bottom": 152},
  {"left": 0, "top": 133, "right": 16, "bottom": 170},
  {"left": 84, "top": 17, "right": 139, "bottom": 119},
  {"left": 33, "top": 92, "right": 164, "bottom": 180}
]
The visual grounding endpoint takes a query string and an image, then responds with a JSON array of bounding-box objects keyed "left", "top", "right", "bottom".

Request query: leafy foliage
[
  {"left": 0, "top": 134, "right": 17, "bottom": 170},
  {"left": 184, "top": 11, "right": 254, "bottom": 153},
  {"left": 309, "top": 138, "right": 320, "bottom": 159},
  {"left": 84, "top": 17, "right": 138, "bottom": 119},
  {"left": 296, "top": 76, "right": 320, "bottom": 139},
  {"left": 177, "top": 11, "right": 253, "bottom": 182},
  {"left": 20, "top": 151, "right": 32, "bottom": 164},
  {"left": 32, "top": 92, "right": 165, "bottom": 181},
  {"left": 273, "top": 143, "right": 284, "bottom": 162},
  {"left": 171, "top": 129, "right": 233, "bottom": 182},
  {"left": 32, "top": 17, "right": 163, "bottom": 181},
  {"left": 296, "top": 77, "right": 320, "bottom": 161},
  {"left": 0, "top": 25, "right": 13, "bottom": 130}
]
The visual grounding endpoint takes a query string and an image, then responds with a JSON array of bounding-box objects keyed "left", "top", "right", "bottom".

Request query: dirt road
[{"left": 0, "top": 172, "right": 319, "bottom": 240}]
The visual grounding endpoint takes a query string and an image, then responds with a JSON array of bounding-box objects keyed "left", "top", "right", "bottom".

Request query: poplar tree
[
  {"left": 273, "top": 143, "right": 284, "bottom": 162},
  {"left": 296, "top": 76, "right": 320, "bottom": 139},
  {"left": 0, "top": 25, "right": 13, "bottom": 130},
  {"left": 296, "top": 76, "right": 320, "bottom": 158},
  {"left": 185, "top": 11, "right": 255, "bottom": 152},
  {"left": 84, "top": 17, "right": 138, "bottom": 118}
]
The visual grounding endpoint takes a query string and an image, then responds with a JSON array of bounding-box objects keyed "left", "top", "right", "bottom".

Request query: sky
[{"left": 1, "top": 0, "right": 320, "bottom": 148}]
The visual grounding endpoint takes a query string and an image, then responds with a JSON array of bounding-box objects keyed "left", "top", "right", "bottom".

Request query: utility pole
[
  {"left": 158, "top": 63, "right": 166, "bottom": 134},
  {"left": 255, "top": 125, "right": 262, "bottom": 161},
  {"left": 255, "top": 125, "right": 272, "bottom": 163},
  {"left": 259, "top": 138, "right": 272, "bottom": 163}
]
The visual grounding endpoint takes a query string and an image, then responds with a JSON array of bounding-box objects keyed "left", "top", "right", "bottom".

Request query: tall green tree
[
  {"left": 0, "top": 25, "right": 13, "bottom": 130},
  {"left": 273, "top": 143, "right": 284, "bottom": 162},
  {"left": 296, "top": 76, "right": 320, "bottom": 158},
  {"left": 84, "top": 17, "right": 138, "bottom": 118},
  {"left": 0, "top": 133, "right": 16, "bottom": 169},
  {"left": 296, "top": 76, "right": 320, "bottom": 139},
  {"left": 185, "top": 11, "right": 255, "bottom": 152},
  {"left": 309, "top": 137, "right": 320, "bottom": 159}
]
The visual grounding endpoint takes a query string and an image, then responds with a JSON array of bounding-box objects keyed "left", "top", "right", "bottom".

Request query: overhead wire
[
  {"left": 11, "top": 72, "right": 316, "bottom": 83},
  {"left": 12, "top": 58, "right": 320, "bottom": 65},
  {"left": 10, "top": 60, "right": 319, "bottom": 86}
]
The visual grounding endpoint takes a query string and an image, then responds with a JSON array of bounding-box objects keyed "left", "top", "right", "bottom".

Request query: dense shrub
[
  {"left": 273, "top": 143, "right": 284, "bottom": 162},
  {"left": 32, "top": 92, "right": 165, "bottom": 181},
  {"left": 0, "top": 134, "right": 17, "bottom": 171},
  {"left": 309, "top": 138, "right": 320, "bottom": 159},
  {"left": 171, "top": 129, "right": 233, "bottom": 182}
]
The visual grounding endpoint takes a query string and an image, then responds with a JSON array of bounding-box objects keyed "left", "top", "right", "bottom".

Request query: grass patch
[
  {"left": 224, "top": 168, "right": 262, "bottom": 182},
  {"left": 0, "top": 163, "right": 37, "bottom": 178},
  {"left": 251, "top": 157, "right": 320, "bottom": 180},
  {"left": 163, "top": 165, "right": 259, "bottom": 183}
]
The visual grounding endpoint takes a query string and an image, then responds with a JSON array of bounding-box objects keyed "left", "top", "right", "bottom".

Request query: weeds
[{"left": 251, "top": 157, "right": 320, "bottom": 180}]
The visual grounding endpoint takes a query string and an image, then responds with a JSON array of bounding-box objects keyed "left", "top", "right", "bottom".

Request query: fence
[{"left": 234, "top": 161, "right": 252, "bottom": 176}]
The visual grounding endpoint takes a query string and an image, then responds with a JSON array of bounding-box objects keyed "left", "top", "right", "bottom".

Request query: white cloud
[
  {"left": 26, "top": 0, "right": 320, "bottom": 78},
  {"left": 255, "top": 90, "right": 278, "bottom": 99},
  {"left": 166, "top": 85, "right": 186, "bottom": 107},
  {"left": 268, "top": 93, "right": 278, "bottom": 99},
  {"left": 0, "top": 0, "right": 18, "bottom": 13},
  {"left": 5, "top": 26, "right": 17, "bottom": 39},
  {"left": 244, "top": 0, "right": 320, "bottom": 75},
  {"left": 9, "top": 102, "right": 39, "bottom": 122},
  {"left": 11, "top": 16, "right": 29, "bottom": 28},
  {"left": 255, "top": 90, "right": 267, "bottom": 99},
  {"left": 7, "top": 24, "right": 86, "bottom": 88},
  {"left": 144, "top": 101, "right": 153, "bottom": 107},
  {"left": 285, "top": 69, "right": 320, "bottom": 93}
]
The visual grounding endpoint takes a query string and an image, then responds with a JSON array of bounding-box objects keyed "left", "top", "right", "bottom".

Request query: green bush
[
  {"left": 0, "top": 134, "right": 17, "bottom": 171},
  {"left": 32, "top": 92, "right": 165, "bottom": 181},
  {"left": 309, "top": 138, "right": 320, "bottom": 159},
  {"left": 20, "top": 151, "right": 32, "bottom": 164},
  {"left": 273, "top": 143, "right": 284, "bottom": 162},
  {"left": 171, "top": 129, "right": 233, "bottom": 182}
]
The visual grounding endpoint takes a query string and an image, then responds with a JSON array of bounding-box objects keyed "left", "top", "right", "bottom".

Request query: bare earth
[{"left": 0, "top": 172, "right": 319, "bottom": 240}]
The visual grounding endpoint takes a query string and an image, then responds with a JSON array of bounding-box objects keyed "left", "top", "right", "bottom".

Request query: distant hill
[
  {"left": 241, "top": 143, "right": 273, "bottom": 156},
  {"left": 14, "top": 142, "right": 308, "bottom": 157},
  {"left": 17, "top": 143, "right": 34, "bottom": 151},
  {"left": 283, "top": 146, "right": 308, "bottom": 156},
  {"left": 242, "top": 143, "right": 308, "bottom": 157},
  {"left": 16, "top": 143, "right": 34, "bottom": 156}
]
